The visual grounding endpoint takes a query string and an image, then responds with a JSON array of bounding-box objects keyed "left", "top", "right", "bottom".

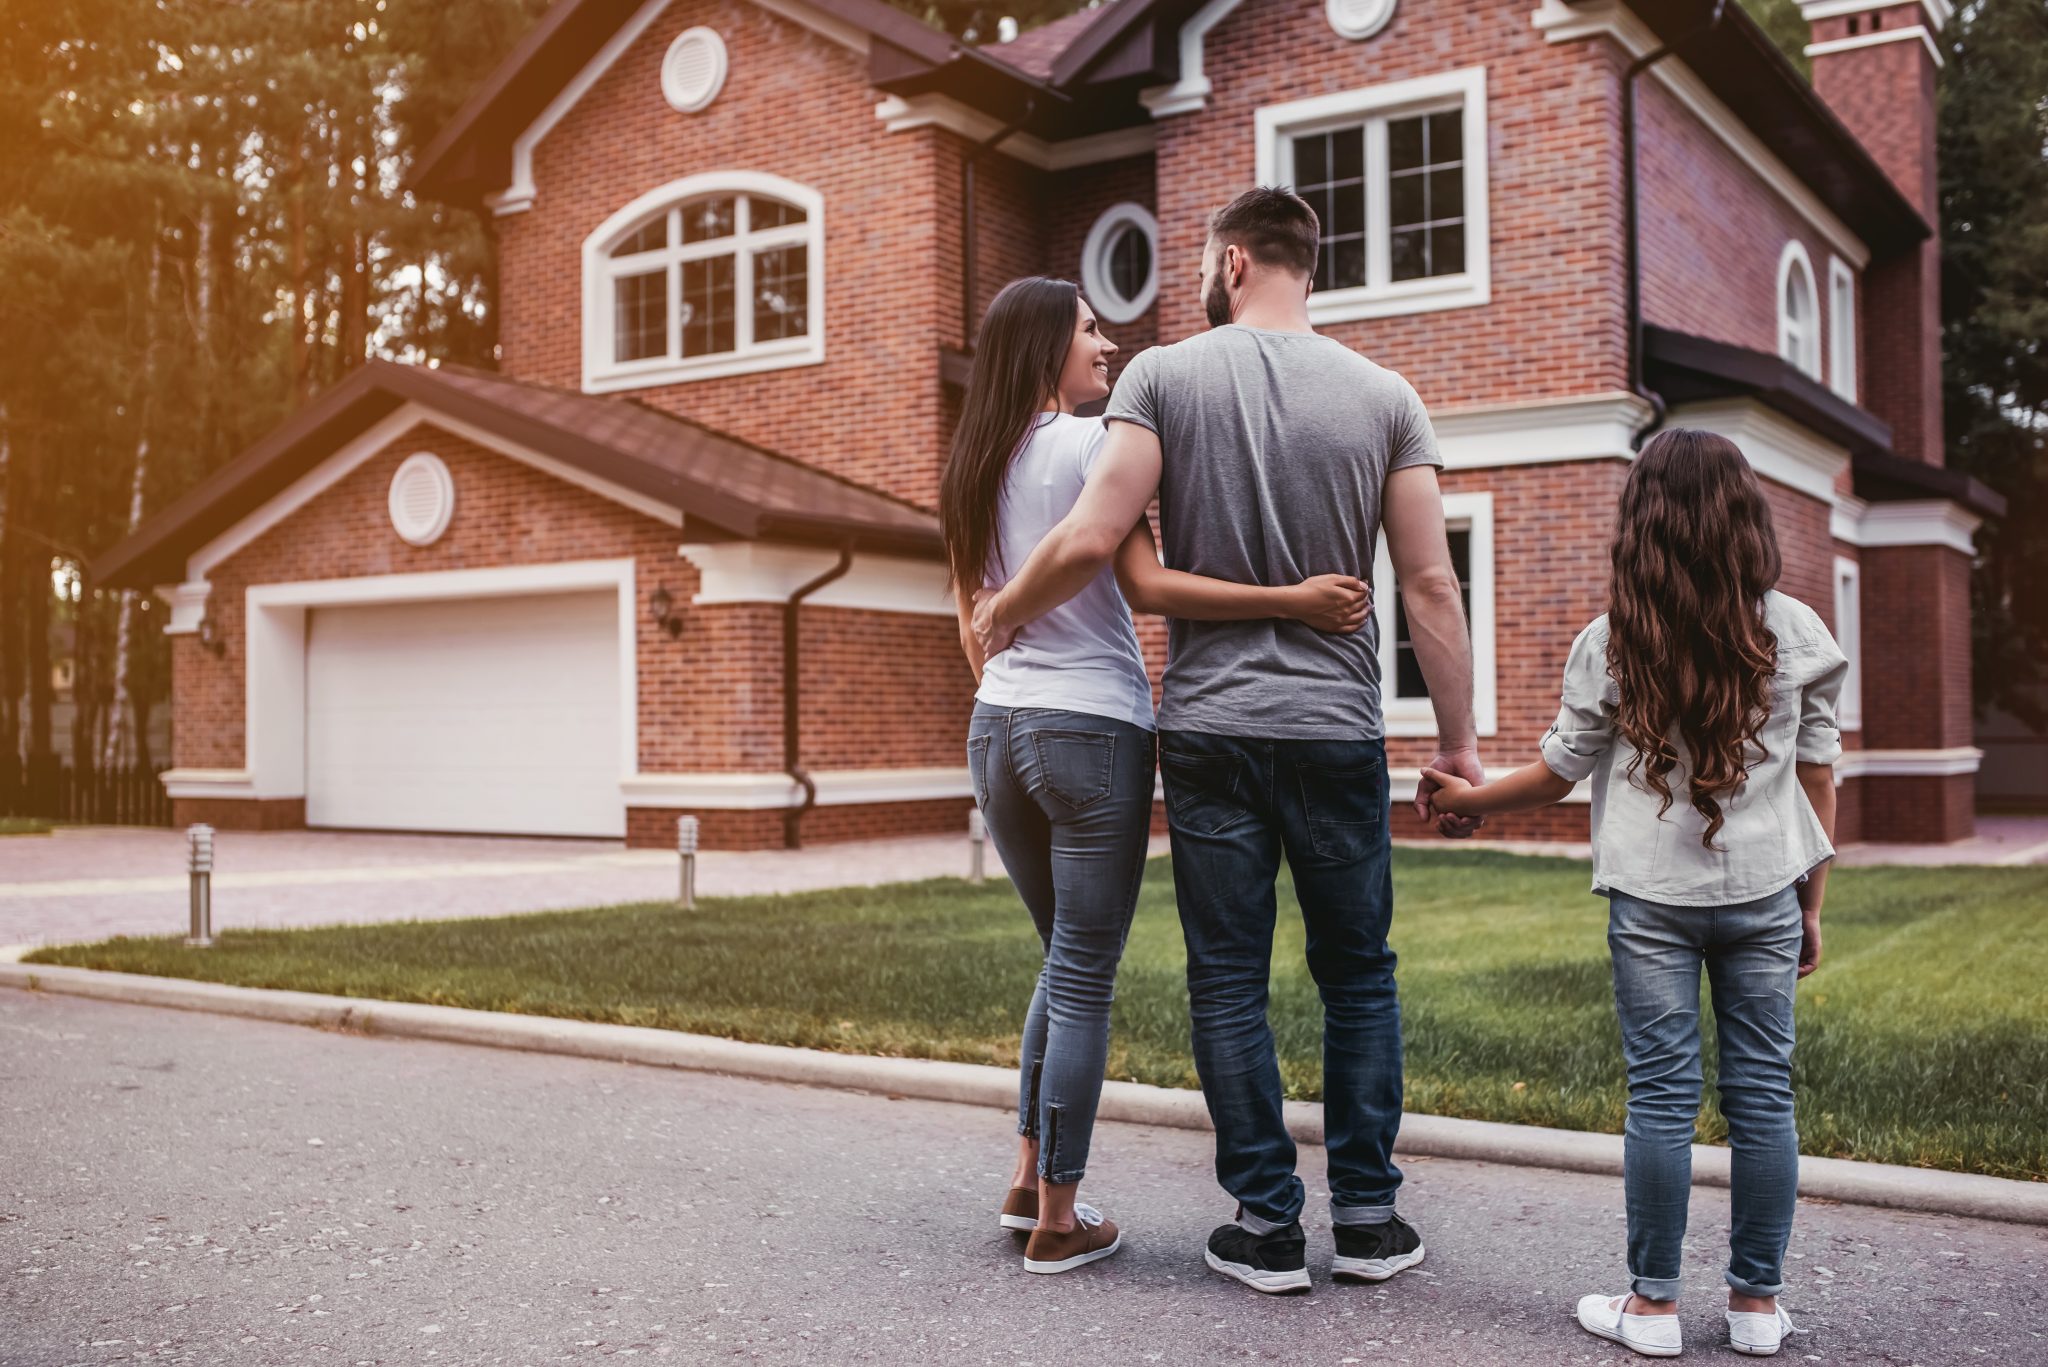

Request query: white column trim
[
  {"left": 1840, "top": 499, "right": 1980, "bottom": 554},
  {"left": 156, "top": 581, "right": 211, "bottom": 636},
  {"left": 1836, "top": 747, "right": 1982, "bottom": 778},
  {"left": 678, "top": 542, "right": 953, "bottom": 616}
]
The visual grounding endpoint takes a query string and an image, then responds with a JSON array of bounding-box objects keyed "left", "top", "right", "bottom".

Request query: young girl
[
  {"left": 941, "top": 275, "right": 1367, "bottom": 1275},
  {"left": 1422, "top": 429, "right": 1845, "bottom": 1358}
]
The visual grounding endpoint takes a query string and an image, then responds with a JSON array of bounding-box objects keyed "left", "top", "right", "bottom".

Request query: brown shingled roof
[
  {"left": 92, "top": 361, "right": 941, "bottom": 589},
  {"left": 981, "top": 5, "right": 1118, "bottom": 81}
]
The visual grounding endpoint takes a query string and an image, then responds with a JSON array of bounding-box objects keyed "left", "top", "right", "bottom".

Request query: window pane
[
  {"left": 1388, "top": 171, "right": 1425, "bottom": 230},
  {"left": 1331, "top": 126, "right": 1364, "bottom": 180},
  {"left": 1388, "top": 114, "right": 1425, "bottom": 172},
  {"left": 1107, "top": 224, "right": 1151, "bottom": 305},
  {"left": 681, "top": 195, "right": 737, "bottom": 244},
  {"left": 680, "top": 254, "right": 736, "bottom": 356},
  {"left": 1332, "top": 237, "right": 1366, "bottom": 292},
  {"left": 753, "top": 243, "right": 809, "bottom": 343},
  {"left": 1294, "top": 132, "right": 1328, "bottom": 187},
  {"left": 1428, "top": 167, "right": 1464, "bottom": 222},
  {"left": 1393, "top": 529, "right": 1473, "bottom": 698},
  {"left": 1433, "top": 222, "right": 1466, "bottom": 277},
  {"left": 1387, "top": 108, "right": 1466, "bottom": 282},
  {"left": 612, "top": 218, "right": 667, "bottom": 258},
  {"left": 1293, "top": 126, "right": 1367, "bottom": 292},
  {"left": 750, "top": 197, "right": 806, "bottom": 230},
  {"left": 1427, "top": 109, "right": 1462, "bottom": 164},
  {"left": 1390, "top": 228, "right": 1426, "bottom": 283},
  {"left": 612, "top": 269, "right": 667, "bottom": 362}
]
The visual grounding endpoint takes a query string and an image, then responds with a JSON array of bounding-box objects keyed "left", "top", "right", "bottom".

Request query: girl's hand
[
  {"left": 1798, "top": 910, "right": 1822, "bottom": 978},
  {"left": 1418, "top": 766, "right": 1480, "bottom": 816},
  {"left": 1290, "top": 575, "right": 1371, "bottom": 634}
]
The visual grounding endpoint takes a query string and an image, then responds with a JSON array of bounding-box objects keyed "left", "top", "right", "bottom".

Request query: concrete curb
[{"left": 4, "top": 961, "right": 2042, "bottom": 1228}]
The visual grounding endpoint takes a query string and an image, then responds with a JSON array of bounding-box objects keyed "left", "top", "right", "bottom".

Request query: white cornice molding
[
  {"left": 622, "top": 766, "right": 971, "bottom": 809},
  {"left": 1665, "top": 398, "right": 1851, "bottom": 503},
  {"left": 155, "top": 581, "right": 211, "bottom": 636},
  {"left": 158, "top": 768, "right": 261, "bottom": 800},
  {"left": 1852, "top": 499, "right": 1980, "bottom": 554},
  {"left": 678, "top": 542, "right": 953, "bottom": 616},
  {"left": 1829, "top": 491, "right": 1868, "bottom": 543},
  {"left": 1798, "top": 0, "right": 1950, "bottom": 34},
  {"left": 1531, "top": 0, "right": 1871, "bottom": 268},
  {"left": 1431, "top": 392, "right": 1646, "bottom": 468},
  {"left": 873, "top": 95, "right": 1157, "bottom": 169},
  {"left": 1836, "top": 747, "right": 1982, "bottom": 778},
  {"left": 1804, "top": 26, "right": 1943, "bottom": 68}
]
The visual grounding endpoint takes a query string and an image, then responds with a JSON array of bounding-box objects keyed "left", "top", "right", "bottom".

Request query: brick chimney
[{"left": 1799, "top": 0, "right": 1948, "bottom": 463}]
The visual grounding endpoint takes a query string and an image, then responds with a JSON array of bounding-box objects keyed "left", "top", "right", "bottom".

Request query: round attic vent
[
  {"left": 1327, "top": 0, "right": 1396, "bottom": 39},
  {"left": 662, "top": 28, "right": 729, "bottom": 113},
  {"left": 388, "top": 452, "right": 455, "bottom": 546}
]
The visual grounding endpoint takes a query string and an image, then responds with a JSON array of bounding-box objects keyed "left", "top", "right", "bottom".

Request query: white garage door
[{"left": 305, "top": 591, "right": 625, "bottom": 837}]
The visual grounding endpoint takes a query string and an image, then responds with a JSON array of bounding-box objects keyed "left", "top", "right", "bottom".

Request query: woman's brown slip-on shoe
[
  {"left": 1022, "top": 1207, "right": 1121, "bottom": 1274},
  {"left": 999, "top": 1186, "right": 1039, "bottom": 1232}
]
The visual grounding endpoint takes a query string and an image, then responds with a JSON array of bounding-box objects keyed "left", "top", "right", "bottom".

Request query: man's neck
[{"left": 1230, "top": 288, "right": 1315, "bottom": 334}]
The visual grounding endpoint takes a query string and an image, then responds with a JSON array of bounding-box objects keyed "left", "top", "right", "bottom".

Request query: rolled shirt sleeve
[
  {"left": 1795, "top": 641, "right": 1849, "bottom": 766},
  {"left": 1539, "top": 620, "right": 1616, "bottom": 784}
]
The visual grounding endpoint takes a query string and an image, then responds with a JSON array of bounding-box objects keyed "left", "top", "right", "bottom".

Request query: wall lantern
[
  {"left": 649, "top": 585, "right": 685, "bottom": 639},
  {"left": 196, "top": 609, "right": 227, "bottom": 658}
]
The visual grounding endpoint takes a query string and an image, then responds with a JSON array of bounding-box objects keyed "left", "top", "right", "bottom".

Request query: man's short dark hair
[{"left": 1207, "top": 187, "right": 1321, "bottom": 278}]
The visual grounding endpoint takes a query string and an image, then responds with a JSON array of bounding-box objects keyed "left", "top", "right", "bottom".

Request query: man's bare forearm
[{"left": 1403, "top": 570, "right": 1477, "bottom": 750}]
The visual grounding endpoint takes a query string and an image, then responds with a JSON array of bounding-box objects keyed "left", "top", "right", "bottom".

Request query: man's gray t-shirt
[{"left": 1105, "top": 324, "right": 1442, "bottom": 738}]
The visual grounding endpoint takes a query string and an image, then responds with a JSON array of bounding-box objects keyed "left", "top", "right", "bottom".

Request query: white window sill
[
  {"left": 1381, "top": 702, "right": 1498, "bottom": 739},
  {"left": 583, "top": 340, "right": 824, "bottom": 394},
  {"left": 1308, "top": 275, "right": 1489, "bottom": 326}
]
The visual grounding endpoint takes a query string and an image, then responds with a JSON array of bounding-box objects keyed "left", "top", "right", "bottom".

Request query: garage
[{"left": 304, "top": 590, "right": 625, "bottom": 837}]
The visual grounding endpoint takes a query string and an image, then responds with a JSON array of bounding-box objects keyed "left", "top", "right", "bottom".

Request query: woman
[{"left": 941, "top": 276, "right": 1368, "bottom": 1275}]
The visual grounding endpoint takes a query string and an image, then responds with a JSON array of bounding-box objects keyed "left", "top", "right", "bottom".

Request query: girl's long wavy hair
[
  {"left": 1607, "top": 428, "right": 1782, "bottom": 849},
  {"left": 939, "top": 276, "right": 1080, "bottom": 593}
]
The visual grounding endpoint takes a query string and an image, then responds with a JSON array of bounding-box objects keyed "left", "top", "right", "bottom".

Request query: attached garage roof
[{"left": 92, "top": 360, "right": 942, "bottom": 589}]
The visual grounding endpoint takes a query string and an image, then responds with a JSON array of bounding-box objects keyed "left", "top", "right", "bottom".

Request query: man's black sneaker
[
  {"left": 1331, "top": 1213, "right": 1425, "bottom": 1282},
  {"left": 1204, "top": 1221, "right": 1311, "bottom": 1294}
]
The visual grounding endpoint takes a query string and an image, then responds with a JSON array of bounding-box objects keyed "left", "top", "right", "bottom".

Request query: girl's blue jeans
[{"left": 1609, "top": 884, "right": 1802, "bottom": 1301}]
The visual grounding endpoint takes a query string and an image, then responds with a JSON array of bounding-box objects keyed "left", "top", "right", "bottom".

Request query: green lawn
[
  {"left": 26, "top": 848, "right": 2047, "bottom": 1181},
  {"left": 0, "top": 816, "right": 52, "bottom": 836}
]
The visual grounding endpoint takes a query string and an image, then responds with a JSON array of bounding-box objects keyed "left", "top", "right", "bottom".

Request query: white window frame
[
  {"left": 1826, "top": 255, "right": 1856, "bottom": 403},
  {"left": 1373, "top": 490, "right": 1497, "bottom": 737},
  {"left": 1253, "top": 66, "right": 1490, "bottom": 325},
  {"left": 1080, "top": 202, "right": 1159, "bottom": 325},
  {"left": 1833, "top": 555, "right": 1863, "bottom": 731},
  {"left": 1776, "top": 240, "right": 1822, "bottom": 381},
  {"left": 581, "top": 171, "right": 825, "bottom": 394}
]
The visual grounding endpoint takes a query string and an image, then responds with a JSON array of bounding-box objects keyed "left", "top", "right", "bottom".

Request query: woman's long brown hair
[
  {"left": 939, "top": 276, "right": 1081, "bottom": 594},
  {"left": 1606, "top": 428, "right": 1783, "bottom": 849}
]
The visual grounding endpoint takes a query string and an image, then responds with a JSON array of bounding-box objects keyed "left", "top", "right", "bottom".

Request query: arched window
[
  {"left": 582, "top": 172, "right": 825, "bottom": 392},
  {"left": 1776, "top": 241, "right": 1821, "bottom": 381}
]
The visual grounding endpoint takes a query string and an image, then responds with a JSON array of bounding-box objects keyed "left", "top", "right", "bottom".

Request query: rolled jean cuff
[
  {"left": 1331, "top": 1202, "right": 1395, "bottom": 1227},
  {"left": 1725, "top": 1269, "right": 1784, "bottom": 1298},
  {"left": 1235, "top": 1206, "right": 1294, "bottom": 1237},
  {"left": 1632, "top": 1273, "right": 1683, "bottom": 1301}
]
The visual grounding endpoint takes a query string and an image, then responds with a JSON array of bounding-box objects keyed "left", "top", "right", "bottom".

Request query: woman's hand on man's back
[{"left": 1290, "top": 574, "right": 1371, "bottom": 634}]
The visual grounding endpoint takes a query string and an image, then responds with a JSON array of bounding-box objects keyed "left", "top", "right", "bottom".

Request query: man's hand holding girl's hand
[
  {"left": 1416, "top": 749, "right": 1487, "bottom": 839},
  {"left": 1290, "top": 575, "right": 1371, "bottom": 634},
  {"left": 971, "top": 587, "right": 1017, "bottom": 658},
  {"left": 1418, "top": 766, "right": 1479, "bottom": 817}
]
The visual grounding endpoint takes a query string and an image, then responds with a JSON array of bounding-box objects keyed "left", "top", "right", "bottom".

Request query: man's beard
[{"left": 1203, "top": 270, "right": 1233, "bottom": 329}]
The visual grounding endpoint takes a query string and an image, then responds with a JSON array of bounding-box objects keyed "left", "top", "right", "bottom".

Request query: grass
[
  {"left": 0, "top": 816, "right": 52, "bottom": 836},
  {"left": 26, "top": 847, "right": 2048, "bottom": 1181}
]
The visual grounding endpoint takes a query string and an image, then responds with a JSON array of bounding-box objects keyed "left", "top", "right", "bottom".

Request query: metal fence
[{"left": 0, "top": 755, "right": 173, "bottom": 827}]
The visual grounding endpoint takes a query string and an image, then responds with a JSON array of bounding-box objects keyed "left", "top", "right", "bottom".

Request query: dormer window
[
  {"left": 582, "top": 172, "right": 825, "bottom": 393},
  {"left": 1776, "top": 241, "right": 1821, "bottom": 381}
]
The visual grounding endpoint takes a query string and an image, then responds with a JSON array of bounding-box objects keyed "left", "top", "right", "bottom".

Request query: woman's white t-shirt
[{"left": 974, "top": 413, "right": 1156, "bottom": 731}]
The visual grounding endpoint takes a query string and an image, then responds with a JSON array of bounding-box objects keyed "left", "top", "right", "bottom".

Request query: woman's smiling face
[{"left": 1053, "top": 295, "right": 1118, "bottom": 410}]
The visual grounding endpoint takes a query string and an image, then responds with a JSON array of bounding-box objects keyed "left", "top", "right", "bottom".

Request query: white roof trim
[
  {"left": 1665, "top": 397, "right": 1851, "bottom": 504},
  {"left": 873, "top": 94, "right": 1157, "bottom": 169},
  {"left": 678, "top": 542, "right": 952, "bottom": 616},
  {"left": 1798, "top": 0, "right": 1950, "bottom": 35},
  {"left": 1850, "top": 499, "right": 1981, "bottom": 554},
  {"left": 1137, "top": 0, "right": 1243, "bottom": 117},
  {"left": 1804, "top": 26, "right": 1943, "bottom": 69},
  {"left": 1531, "top": 0, "right": 1872, "bottom": 268}
]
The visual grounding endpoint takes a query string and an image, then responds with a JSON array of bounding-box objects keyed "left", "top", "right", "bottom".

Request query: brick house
[{"left": 95, "top": 0, "right": 2001, "bottom": 847}]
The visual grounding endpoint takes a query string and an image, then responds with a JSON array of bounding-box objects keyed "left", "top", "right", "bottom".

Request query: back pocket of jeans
[
  {"left": 1160, "top": 750, "right": 1250, "bottom": 836},
  {"left": 967, "top": 733, "right": 993, "bottom": 809},
  {"left": 1031, "top": 730, "right": 1115, "bottom": 812},
  {"left": 1296, "top": 759, "right": 1382, "bottom": 862}
]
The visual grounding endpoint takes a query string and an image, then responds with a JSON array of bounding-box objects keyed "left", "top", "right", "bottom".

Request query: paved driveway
[
  {"left": 0, "top": 827, "right": 1121, "bottom": 951},
  {"left": 3, "top": 990, "right": 2042, "bottom": 1365}
]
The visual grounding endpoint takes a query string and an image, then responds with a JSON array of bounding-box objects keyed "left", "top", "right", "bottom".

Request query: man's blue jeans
[
  {"left": 1609, "top": 886, "right": 1802, "bottom": 1300},
  {"left": 969, "top": 703, "right": 1157, "bottom": 1185},
  {"left": 1160, "top": 731, "right": 1402, "bottom": 1231}
]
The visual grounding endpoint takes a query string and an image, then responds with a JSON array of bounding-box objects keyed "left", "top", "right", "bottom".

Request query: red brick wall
[
  {"left": 1041, "top": 154, "right": 1161, "bottom": 373},
  {"left": 497, "top": 0, "right": 954, "bottom": 507},
  {"left": 1860, "top": 543, "right": 1973, "bottom": 752},
  {"left": 1155, "top": 0, "right": 1631, "bottom": 408},
  {"left": 626, "top": 796, "right": 974, "bottom": 849},
  {"left": 1636, "top": 77, "right": 1849, "bottom": 374},
  {"left": 799, "top": 606, "right": 977, "bottom": 770},
  {"left": 1805, "top": 17, "right": 1942, "bottom": 462}
]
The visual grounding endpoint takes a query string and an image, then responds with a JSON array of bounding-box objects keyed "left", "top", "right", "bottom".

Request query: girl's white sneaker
[
  {"left": 1576, "top": 1293, "right": 1684, "bottom": 1358},
  {"left": 1726, "top": 1305, "right": 1798, "bottom": 1356}
]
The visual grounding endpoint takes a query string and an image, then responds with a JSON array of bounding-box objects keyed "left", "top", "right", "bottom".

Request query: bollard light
[
  {"left": 968, "top": 807, "right": 986, "bottom": 885},
  {"left": 676, "top": 815, "right": 700, "bottom": 909},
  {"left": 185, "top": 823, "right": 215, "bottom": 947}
]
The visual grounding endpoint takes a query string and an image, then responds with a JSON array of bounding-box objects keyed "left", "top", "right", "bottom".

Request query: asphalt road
[{"left": 1, "top": 991, "right": 2041, "bottom": 1366}]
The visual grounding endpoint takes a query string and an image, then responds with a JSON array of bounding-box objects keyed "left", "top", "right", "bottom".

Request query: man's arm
[
  {"left": 973, "top": 420, "right": 1163, "bottom": 655},
  {"left": 1382, "top": 464, "right": 1483, "bottom": 835}
]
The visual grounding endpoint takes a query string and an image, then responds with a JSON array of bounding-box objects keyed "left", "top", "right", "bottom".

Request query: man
[{"left": 972, "top": 187, "right": 1484, "bottom": 1294}]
